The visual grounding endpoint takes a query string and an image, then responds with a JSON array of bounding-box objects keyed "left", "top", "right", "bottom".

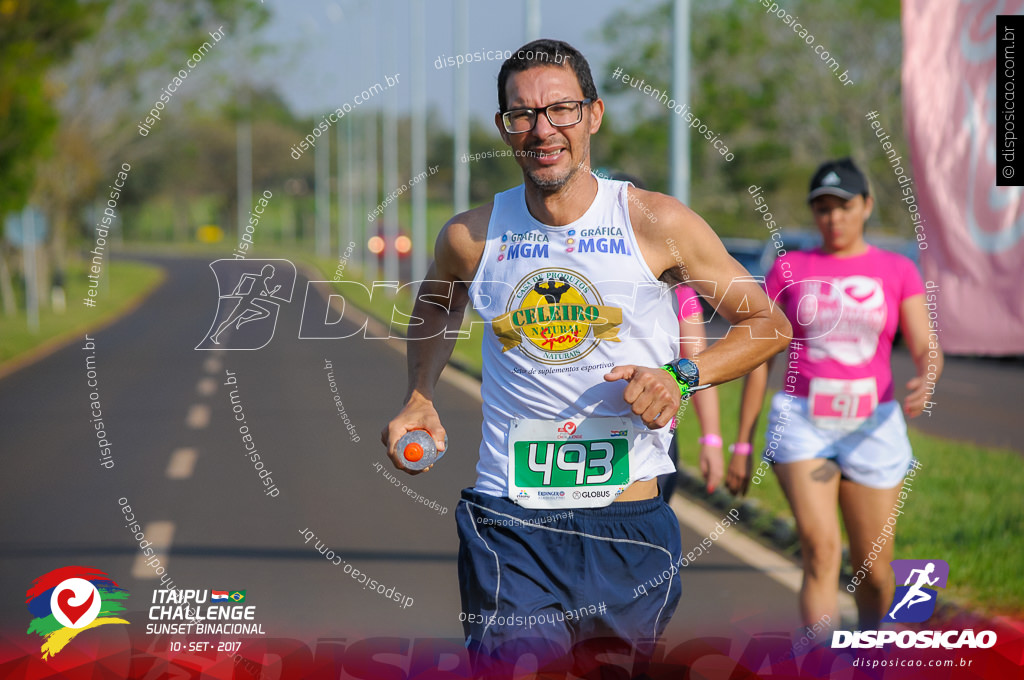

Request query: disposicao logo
[
  {"left": 885, "top": 559, "right": 948, "bottom": 623},
  {"left": 196, "top": 259, "right": 296, "bottom": 350},
  {"left": 26, "top": 567, "right": 129, "bottom": 659},
  {"left": 832, "top": 559, "right": 997, "bottom": 650}
]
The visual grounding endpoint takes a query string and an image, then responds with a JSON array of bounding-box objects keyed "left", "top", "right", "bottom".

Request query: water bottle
[{"left": 397, "top": 429, "right": 447, "bottom": 471}]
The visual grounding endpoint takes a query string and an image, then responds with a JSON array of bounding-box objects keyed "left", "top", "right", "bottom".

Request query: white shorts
[{"left": 761, "top": 392, "right": 914, "bottom": 489}]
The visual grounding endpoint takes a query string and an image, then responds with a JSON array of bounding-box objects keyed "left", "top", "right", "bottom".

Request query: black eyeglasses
[{"left": 501, "top": 99, "right": 592, "bottom": 134}]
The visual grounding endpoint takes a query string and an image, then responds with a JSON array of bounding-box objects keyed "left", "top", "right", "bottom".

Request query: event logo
[
  {"left": 25, "top": 567, "right": 129, "bottom": 659},
  {"left": 885, "top": 559, "right": 949, "bottom": 623},
  {"left": 491, "top": 268, "right": 622, "bottom": 365},
  {"left": 196, "top": 259, "right": 296, "bottom": 350}
]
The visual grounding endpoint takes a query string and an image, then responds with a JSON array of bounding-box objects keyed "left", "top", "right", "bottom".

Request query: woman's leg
[
  {"left": 839, "top": 479, "right": 902, "bottom": 630},
  {"left": 774, "top": 458, "right": 843, "bottom": 627}
]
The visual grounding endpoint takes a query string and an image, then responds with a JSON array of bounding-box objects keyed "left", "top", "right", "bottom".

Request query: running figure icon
[
  {"left": 887, "top": 562, "right": 939, "bottom": 619},
  {"left": 210, "top": 264, "right": 281, "bottom": 345}
]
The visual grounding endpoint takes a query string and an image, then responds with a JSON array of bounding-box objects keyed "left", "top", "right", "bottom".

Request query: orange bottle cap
[{"left": 403, "top": 442, "right": 424, "bottom": 462}]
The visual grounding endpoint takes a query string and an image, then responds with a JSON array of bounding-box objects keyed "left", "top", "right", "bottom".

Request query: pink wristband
[
  {"left": 729, "top": 443, "right": 752, "bottom": 456},
  {"left": 698, "top": 434, "right": 723, "bottom": 447}
]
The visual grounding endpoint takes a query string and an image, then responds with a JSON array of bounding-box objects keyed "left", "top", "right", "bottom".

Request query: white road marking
[
  {"left": 166, "top": 448, "right": 198, "bottom": 479},
  {"left": 186, "top": 404, "right": 210, "bottom": 429},
  {"left": 196, "top": 377, "right": 217, "bottom": 396},
  {"left": 131, "top": 521, "right": 175, "bottom": 579},
  {"left": 669, "top": 494, "right": 857, "bottom": 623}
]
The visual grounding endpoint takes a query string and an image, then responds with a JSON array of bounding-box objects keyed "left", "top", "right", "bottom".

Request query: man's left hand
[{"left": 604, "top": 365, "right": 681, "bottom": 429}]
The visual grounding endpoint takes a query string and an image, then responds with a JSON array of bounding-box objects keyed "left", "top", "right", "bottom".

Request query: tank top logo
[
  {"left": 573, "top": 226, "right": 631, "bottom": 256},
  {"left": 497, "top": 230, "right": 550, "bottom": 262},
  {"left": 490, "top": 268, "right": 622, "bottom": 365}
]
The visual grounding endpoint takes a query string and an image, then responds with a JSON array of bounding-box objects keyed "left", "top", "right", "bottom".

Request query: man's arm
[
  {"left": 632, "top": 188, "right": 792, "bottom": 384},
  {"left": 605, "top": 189, "right": 790, "bottom": 432},
  {"left": 381, "top": 208, "right": 488, "bottom": 473}
]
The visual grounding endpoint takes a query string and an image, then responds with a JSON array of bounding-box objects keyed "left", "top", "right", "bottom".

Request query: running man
[
  {"left": 887, "top": 562, "right": 939, "bottom": 619},
  {"left": 382, "top": 39, "right": 790, "bottom": 670},
  {"left": 210, "top": 264, "right": 280, "bottom": 344},
  {"left": 726, "top": 158, "right": 943, "bottom": 633}
]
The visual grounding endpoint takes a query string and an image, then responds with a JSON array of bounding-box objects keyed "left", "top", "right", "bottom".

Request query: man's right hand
[{"left": 381, "top": 392, "right": 447, "bottom": 475}]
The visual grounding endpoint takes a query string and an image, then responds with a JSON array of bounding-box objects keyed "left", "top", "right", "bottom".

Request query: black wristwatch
[{"left": 661, "top": 358, "right": 700, "bottom": 399}]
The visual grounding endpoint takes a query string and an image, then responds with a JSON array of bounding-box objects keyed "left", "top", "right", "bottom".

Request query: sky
[{"left": 254, "top": 0, "right": 652, "bottom": 123}]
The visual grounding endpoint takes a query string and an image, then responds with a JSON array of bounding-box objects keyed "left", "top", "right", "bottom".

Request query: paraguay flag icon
[{"left": 25, "top": 566, "right": 129, "bottom": 659}]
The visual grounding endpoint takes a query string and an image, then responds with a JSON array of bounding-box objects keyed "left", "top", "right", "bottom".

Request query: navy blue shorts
[{"left": 455, "top": 487, "right": 682, "bottom": 665}]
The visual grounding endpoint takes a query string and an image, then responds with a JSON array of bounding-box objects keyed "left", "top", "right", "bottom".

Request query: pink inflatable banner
[{"left": 902, "top": 0, "right": 1024, "bottom": 354}]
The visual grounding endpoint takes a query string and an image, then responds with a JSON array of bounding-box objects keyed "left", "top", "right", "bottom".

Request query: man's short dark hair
[{"left": 497, "top": 39, "right": 598, "bottom": 112}]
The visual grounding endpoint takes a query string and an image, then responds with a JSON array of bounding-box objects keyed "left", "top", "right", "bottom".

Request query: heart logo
[
  {"left": 56, "top": 588, "right": 95, "bottom": 626},
  {"left": 843, "top": 285, "right": 875, "bottom": 304}
]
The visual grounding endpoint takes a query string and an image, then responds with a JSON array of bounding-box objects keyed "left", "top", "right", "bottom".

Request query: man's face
[
  {"left": 495, "top": 65, "right": 604, "bottom": 192},
  {"left": 810, "top": 194, "right": 873, "bottom": 252}
]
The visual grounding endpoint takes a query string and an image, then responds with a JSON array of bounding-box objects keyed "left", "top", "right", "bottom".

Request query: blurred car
[
  {"left": 723, "top": 230, "right": 822, "bottom": 280},
  {"left": 867, "top": 233, "right": 921, "bottom": 270},
  {"left": 759, "top": 229, "right": 822, "bottom": 272},
  {"left": 367, "top": 225, "right": 412, "bottom": 260},
  {"left": 721, "top": 237, "right": 767, "bottom": 279}
]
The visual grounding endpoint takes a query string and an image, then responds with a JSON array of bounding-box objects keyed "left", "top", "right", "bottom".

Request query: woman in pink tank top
[{"left": 726, "top": 159, "right": 943, "bottom": 637}]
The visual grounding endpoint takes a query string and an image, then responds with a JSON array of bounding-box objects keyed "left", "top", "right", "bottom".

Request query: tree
[
  {"left": 30, "top": 0, "right": 269, "bottom": 274},
  {"left": 597, "top": 0, "right": 905, "bottom": 236},
  {"left": 0, "top": 0, "right": 101, "bottom": 218}
]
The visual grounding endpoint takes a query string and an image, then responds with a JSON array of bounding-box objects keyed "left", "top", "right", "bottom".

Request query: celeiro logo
[{"left": 832, "top": 559, "right": 997, "bottom": 649}]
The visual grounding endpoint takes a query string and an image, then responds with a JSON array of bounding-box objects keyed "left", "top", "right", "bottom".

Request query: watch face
[{"left": 675, "top": 359, "right": 699, "bottom": 386}]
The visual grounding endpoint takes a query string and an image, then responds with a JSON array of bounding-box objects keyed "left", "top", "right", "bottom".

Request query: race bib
[
  {"left": 508, "top": 417, "right": 632, "bottom": 509},
  {"left": 808, "top": 377, "right": 878, "bottom": 431}
]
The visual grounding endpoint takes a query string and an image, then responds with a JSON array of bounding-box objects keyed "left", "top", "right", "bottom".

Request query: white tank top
[{"left": 468, "top": 177, "right": 679, "bottom": 497}]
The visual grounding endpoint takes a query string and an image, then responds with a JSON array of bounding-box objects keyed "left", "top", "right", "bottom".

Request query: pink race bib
[{"left": 808, "top": 377, "right": 878, "bottom": 431}]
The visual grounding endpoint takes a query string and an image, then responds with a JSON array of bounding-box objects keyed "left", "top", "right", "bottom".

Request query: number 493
[{"left": 526, "top": 441, "right": 617, "bottom": 486}]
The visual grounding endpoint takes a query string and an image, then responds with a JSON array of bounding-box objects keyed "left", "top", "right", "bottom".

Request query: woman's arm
[
  {"left": 725, "top": 356, "right": 773, "bottom": 496},
  {"left": 898, "top": 293, "right": 943, "bottom": 417},
  {"left": 680, "top": 311, "right": 723, "bottom": 492}
]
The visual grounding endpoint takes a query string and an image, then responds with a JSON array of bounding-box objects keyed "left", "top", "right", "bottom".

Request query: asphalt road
[{"left": 0, "top": 255, "right": 806, "bottom": 672}]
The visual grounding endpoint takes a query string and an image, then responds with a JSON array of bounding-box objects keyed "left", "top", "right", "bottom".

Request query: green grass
[
  {"left": 672, "top": 380, "right": 1024, "bottom": 616},
  {"left": 0, "top": 259, "right": 165, "bottom": 366}
]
